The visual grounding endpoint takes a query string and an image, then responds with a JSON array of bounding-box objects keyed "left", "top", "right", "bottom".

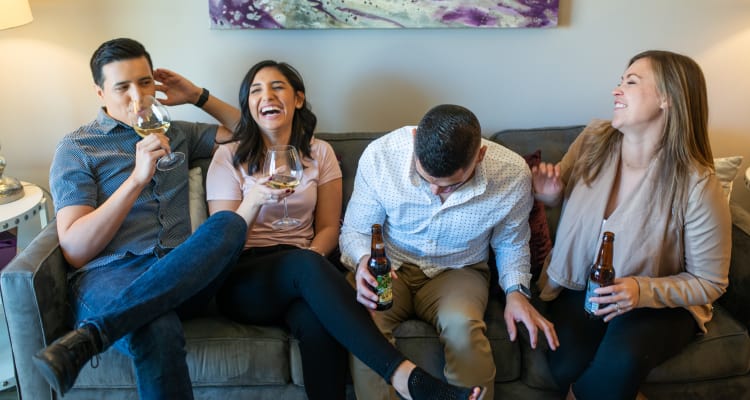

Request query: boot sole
[{"left": 32, "top": 353, "right": 69, "bottom": 395}]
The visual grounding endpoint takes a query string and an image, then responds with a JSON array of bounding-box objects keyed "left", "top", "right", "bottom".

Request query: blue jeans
[{"left": 68, "top": 211, "right": 247, "bottom": 400}]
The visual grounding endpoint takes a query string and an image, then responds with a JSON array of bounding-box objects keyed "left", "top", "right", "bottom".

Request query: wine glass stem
[{"left": 282, "top": 198, "right": 290, "bottom": 219}]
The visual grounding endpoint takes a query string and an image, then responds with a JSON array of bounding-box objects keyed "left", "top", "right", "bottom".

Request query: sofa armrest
[
  {"left": 1, "top": 220, "right": 71, "bottom": 400},
  {"left": 718, "top": 224, "right": 750, "bottom": 329}
]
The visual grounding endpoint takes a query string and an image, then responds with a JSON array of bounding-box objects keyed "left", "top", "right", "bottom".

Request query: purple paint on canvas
[
  {"left": 441, "top": 7, "right": 498, "bottom": 27},
  {"left": 307, "top": 0, "right": 340, "bottom": 23},
  {"left": 335, "top": 7, "right": 407, "bottom": 28},
  {"left": 209, "top": 0, "right": 282, "bottom": 29},
  {"left": 209, "top": 0, "right": 559, "bottom": 29},
  {"left": 516, "top": 0, "right": 560, "bottom": 28}
]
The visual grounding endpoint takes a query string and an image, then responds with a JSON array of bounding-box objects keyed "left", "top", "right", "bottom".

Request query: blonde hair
[{"left": 569, "top": 50, "right": 713, "bottom": 224}]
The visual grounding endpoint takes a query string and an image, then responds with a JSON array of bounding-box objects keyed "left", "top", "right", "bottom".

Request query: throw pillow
[
  {"left": 523, "top": 150, "right": 553, "bottom": 282},
  {"left": 189, "top": 167, "right": 208, "bottom": 232},
  {"left": 714, "top": 156, "right": 743, "bottom": 203}
]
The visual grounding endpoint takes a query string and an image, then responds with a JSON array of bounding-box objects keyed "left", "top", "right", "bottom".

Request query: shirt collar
[{"left": 96, "top": 107, "right": 131, "bottom": 134}]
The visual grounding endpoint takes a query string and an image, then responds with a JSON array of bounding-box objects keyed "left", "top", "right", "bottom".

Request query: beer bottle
[
  {"left": 583, "top": 231, "right": 615, "bottom": 319},
  {"left": 368, "top": 224, "right": 393, "bottom": 311}
]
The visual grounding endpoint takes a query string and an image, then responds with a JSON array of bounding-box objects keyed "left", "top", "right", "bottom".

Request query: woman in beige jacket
[{"left": 532, "top": 50, "right": 731, "bottom": 400}]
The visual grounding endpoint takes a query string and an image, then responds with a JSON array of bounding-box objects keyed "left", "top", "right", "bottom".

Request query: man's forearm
[{"left": 58, "top": 176, "right": 146, "bottom": 268}]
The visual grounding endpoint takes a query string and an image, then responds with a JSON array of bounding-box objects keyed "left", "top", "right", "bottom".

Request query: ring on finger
[{"left": 615, "top": 303, "right": 621, "bottom": 313}]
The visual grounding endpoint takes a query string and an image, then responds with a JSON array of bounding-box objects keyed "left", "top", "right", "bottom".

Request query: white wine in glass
[
  {"left": 129, "top": 95, "right": 185, "bottom": 171},
  {"left": 263, "top": 145, "right": 303, "bottom": 229}
]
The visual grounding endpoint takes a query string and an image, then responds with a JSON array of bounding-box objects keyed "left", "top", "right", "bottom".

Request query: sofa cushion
[
  {"left": 714, "top": 156, "right": 743, "bottom": 203},
  {"left": 74, "top": 317, "right": 293, "bottom": 389},
  {"left": 647, "top": 305, "right": 750, "bottom": 383},
  {"left": 719, "top": 224, "right": 750, "bottom": 328},
  {"left": 316, "top": 132, "right": 386, "bottom": 214},
  {"left": 189, "top": 166, "right": 208, "bottom": 232}
]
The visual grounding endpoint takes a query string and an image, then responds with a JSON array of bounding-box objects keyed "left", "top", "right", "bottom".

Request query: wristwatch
[{"left": 505, "top": 284, "right": 532, "bottom": 299}]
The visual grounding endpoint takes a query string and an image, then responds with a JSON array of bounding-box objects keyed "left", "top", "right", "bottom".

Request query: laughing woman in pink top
[
  {"left": 206, "top": 60, "right": 482, "bottom": 400},
  {"left": 532, "top": 51, "right": 731, "bottom": 400}
]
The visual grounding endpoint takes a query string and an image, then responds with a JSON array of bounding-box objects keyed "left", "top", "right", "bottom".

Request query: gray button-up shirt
[{"left": 50, "top": 108, "right": 217, "bottom": 270}]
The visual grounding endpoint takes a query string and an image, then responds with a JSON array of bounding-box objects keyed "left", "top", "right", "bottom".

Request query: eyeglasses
[{"left": 414, "top": 162, "right": 474, "bottom": 194}]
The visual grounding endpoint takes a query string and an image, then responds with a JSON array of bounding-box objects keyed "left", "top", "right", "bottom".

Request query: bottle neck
[
  {"left": 596, "top": 240, "right": 613, "bottom": 266},
  {"left": 371, "top": 224, "right": 385, "bottom": 254}
]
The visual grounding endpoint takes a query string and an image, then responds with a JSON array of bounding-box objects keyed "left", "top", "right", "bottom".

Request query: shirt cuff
[{"left": 499, "top": 270, "right": 532, "bottom": 292}]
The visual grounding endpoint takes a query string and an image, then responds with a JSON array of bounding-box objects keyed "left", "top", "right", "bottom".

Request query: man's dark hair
[
  {"left": 414, "top": 104, "right": 481, "bottom": 177},
  {"left": 90, "top": 38, "right": 153, "bottom": 87}
]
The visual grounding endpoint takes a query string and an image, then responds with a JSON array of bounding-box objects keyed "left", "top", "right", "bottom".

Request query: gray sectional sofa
[{"left": 2, "top": 126, "right": 749, "bottom": 399}]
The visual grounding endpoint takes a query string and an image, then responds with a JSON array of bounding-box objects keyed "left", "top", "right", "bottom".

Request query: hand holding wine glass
[
  {"left": 129, "top": 95, "right": 185, "bottom": 171},
  {"left": 263, "top": 145, "right": 303, "bottom": 229}
]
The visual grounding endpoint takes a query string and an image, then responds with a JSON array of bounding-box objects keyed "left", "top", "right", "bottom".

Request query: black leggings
[
  {"left": 546, "top": 289, "right": 698, "bottom": 400},
  {"left": 216, "top": 246, "right": 406, "bottom": 400}
]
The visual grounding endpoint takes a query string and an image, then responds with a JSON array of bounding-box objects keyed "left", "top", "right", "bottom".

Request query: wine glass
[
  {"left": 263, "top": 145, "right": 303, "bottom": 229},
  {"left": 129, "top": 95, "right": 185, "bottom": 171}
]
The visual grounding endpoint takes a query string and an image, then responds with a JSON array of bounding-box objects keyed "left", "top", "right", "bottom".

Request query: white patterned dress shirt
[{"left": 339, "top": 126, "right": 533, "bottom": 290}]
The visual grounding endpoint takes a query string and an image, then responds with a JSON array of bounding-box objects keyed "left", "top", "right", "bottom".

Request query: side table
[
  {"left": 0, "top": 182, "right": 48, "bottom": 240},
  {"left": 0, "top": 182, "right": 48, "bottom": 392}
]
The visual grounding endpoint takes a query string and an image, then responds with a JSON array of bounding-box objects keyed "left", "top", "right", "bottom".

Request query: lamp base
[{"left": 0, "top": 176, "right": 24, "bottom": 205}]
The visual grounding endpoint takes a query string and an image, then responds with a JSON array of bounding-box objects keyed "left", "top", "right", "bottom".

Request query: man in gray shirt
[{"left": 31, "top": 38, "right": 287, "bottom": 399}]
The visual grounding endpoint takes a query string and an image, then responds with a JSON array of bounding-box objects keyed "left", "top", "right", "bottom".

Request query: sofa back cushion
[{"left": 316, "top": 132, "right": 386, "bottom": 214}]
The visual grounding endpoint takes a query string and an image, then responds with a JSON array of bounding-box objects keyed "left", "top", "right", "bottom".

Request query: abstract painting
[{"left": 209, "top": 0, "right": 559, "bottom": 29}]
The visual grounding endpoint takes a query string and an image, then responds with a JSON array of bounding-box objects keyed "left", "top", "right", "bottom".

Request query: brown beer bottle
[
  {"left": 583, "top": 231, "right": 615, "bottom": 319},
  {"left": 368, "top": 224, "right": 393, "bottom": 311}
]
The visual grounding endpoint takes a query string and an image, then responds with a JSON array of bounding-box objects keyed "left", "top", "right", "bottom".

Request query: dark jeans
[
  {"left": 68, "top": 211, "right": 247, "bottom": 400},
  {"left": 546, "top": 289, "right": 698, "bottom": 400},
  {"left": 216, "top": 246, "right": 406, "bottom": 400}
]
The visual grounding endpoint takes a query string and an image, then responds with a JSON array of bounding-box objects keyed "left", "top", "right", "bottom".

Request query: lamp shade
[{"left": 0, "top": 0, "right": 33, "bottom": 30}]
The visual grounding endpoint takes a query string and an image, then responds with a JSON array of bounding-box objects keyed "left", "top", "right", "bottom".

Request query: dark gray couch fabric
[{"left": 2, "top": 127, "right": 748, "bottom": 399}]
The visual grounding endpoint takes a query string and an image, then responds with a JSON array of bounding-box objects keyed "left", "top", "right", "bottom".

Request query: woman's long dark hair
[{"left": 225, "top": 60, "right": 317, "bottom": 174}]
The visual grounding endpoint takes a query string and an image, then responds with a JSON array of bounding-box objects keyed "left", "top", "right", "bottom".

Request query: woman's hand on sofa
[{"left": 504, "top": 292, "right": 559, "bottom": 350}]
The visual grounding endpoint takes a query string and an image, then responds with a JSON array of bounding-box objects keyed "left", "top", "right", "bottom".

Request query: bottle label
[
  {"left": 583, "top": 280, "right": 602, "bottom": 314},
  {"left": 375, "top": 273, "right": 393, "bottom": 305}
]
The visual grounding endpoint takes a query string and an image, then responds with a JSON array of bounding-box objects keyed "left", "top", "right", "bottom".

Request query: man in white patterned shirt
[{"left": 340, "top": 104, "right": 559, "bottom": 400}]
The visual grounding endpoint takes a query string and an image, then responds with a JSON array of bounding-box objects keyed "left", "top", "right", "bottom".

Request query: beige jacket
[{"left": 539, "top": 120, "right": 731, "bottom": 332}]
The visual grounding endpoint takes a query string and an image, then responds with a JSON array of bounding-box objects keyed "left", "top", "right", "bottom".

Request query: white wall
[{"left": 1, "top": 0, "right": 749, "bottom": 213}]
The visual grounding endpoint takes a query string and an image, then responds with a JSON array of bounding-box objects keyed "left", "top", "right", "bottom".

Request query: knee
[
  {"left": 436, "top": 311, "right": 487, "bottom": 349},
  {"left": 290, "top": 316, "right": 329, "bottom": 344},
  {"left": 547, "top": 355, "right": 580, "bottom": 392},
  {"left": 204, "top": 211, "right": 247, "bottom": 249},
  {"left": 602, "top": 346, "right": 645, "bottom": 380}
]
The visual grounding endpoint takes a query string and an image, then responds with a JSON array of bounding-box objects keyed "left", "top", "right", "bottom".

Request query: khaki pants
[{"left": 348, "top": 262, "right": 495, "bottom": 400}]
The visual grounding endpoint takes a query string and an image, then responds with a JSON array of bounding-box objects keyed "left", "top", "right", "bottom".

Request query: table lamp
[{"left": 0, "top": 0, "right": 33, "bottom": 204}]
